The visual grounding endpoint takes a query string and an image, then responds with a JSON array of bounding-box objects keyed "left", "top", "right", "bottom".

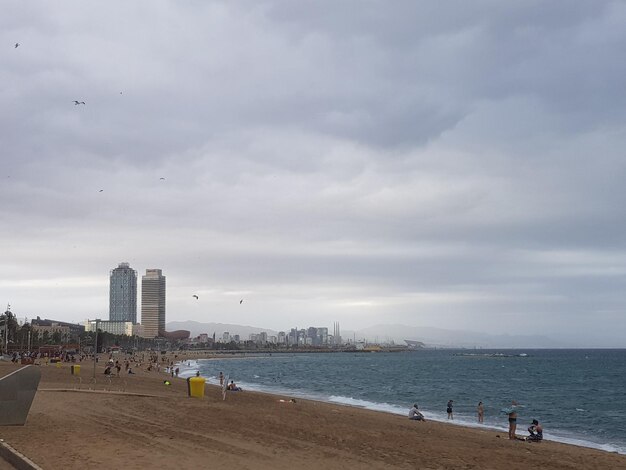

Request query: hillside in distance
[
  {"left": 166, "top": 320, "right": 278, "bottom": 339},
  {"left": 347, "top": 324, "right": 564, "bottom": 349}
]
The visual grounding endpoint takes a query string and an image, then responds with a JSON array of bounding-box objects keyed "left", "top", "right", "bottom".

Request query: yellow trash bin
[
  {"left": 55, "top": 361, "right": 62, "bottom": 368},
  {"left": 187, "top": 376, "right": 206, "bottom": 398},
  {"left": 71, "top": 365, "right": 80, "bottom": 375}
]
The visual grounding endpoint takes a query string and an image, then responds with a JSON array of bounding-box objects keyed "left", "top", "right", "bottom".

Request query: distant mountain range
[{"left": 167, "top": 321, "right": 563, "bottom": 348}]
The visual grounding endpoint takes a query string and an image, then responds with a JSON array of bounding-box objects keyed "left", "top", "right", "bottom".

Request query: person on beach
[
  {"left": 228, "top": 380, "right": 242, "bottom": 391},
  {"left": 477, "top": 401, "right": 484, "bottom": 423},
  {"left": 447, "top": 400, "right": 454, "bottom": 419},
  {"left": 219, "top": 371, "right": 224, "bottom": 386},
  {"left": 507, "top": 401, "right": 518, "bottom": 440},
  {"left": 408, "top": 404, "right": 425, "bottom": 421},
  {"left": 527, "top": 419, "right": 543, "bottom": 442}
]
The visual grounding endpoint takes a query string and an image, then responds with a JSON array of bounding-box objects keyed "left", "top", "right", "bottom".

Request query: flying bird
[
  {"left": 73, "top": 101, "right": 85, "bottom": 105},
  {"left": 192, "top": 295, "right": 199, "bottom": 300},
  {"left": 15, "top": 43, "right": 19, "bottom": 48},
  {"left": 159, "top": 177, "right": 165, "bottom": 180},
  {"left": 240, "top": 299, "right": 243, "bottom": 304},
  {"left": 98, "top": 189, "right": 104, "bottom": 192}
]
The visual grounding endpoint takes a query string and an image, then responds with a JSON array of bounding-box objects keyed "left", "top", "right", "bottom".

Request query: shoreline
[
  {"left": 2, "top": 359, "right": 626, "bottom": 469},
  {"left": 180, "top": 356, "right": 626, "bottom": 456}
]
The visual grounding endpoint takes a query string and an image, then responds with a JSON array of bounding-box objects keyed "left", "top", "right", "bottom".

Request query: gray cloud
[{"left": 1, "top": 1, "right": 625, "bottom": 346}]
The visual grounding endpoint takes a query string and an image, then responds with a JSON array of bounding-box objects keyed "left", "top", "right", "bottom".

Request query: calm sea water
[{"left": 178, "top": 349, "right": 626, "bottom": 454}]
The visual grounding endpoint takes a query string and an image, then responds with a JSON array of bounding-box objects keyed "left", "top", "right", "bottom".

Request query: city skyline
[{"left": 2, "top": 2, "right": 626, "bottom": 347}]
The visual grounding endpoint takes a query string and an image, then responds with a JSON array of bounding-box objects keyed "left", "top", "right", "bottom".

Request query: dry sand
[{"left": 1, "top": 358, "right": 626, "bottom": 470}]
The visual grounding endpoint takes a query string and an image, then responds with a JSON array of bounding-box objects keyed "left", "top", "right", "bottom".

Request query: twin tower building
[{"left": 109, "top": 262, "right": 165, "bottom": 338}]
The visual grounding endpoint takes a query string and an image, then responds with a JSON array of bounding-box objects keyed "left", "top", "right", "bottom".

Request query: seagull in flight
[
  {"left": 192, "top": 295, "right": 199, "bottom": 300},
  {"left": 73, "top": 100, "right": 86, "bottom": 105},
  {"left": 98, "top": 189, "right": 104, "bottom": 192},
  {"left": 159, "top": 177, "right": 166, "bottom": 180},
  {"left": 240, "top": 299, "right": 244, "bottom": 304},
  {"left": 15, "top": 43, "right": 19, "bottom": 48}
]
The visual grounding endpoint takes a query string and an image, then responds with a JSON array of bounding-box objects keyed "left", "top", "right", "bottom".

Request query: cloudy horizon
[{"left": 2, "top": 1, "right": 626, "bottom": 347}]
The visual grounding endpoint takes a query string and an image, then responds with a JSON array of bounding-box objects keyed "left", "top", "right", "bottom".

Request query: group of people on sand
[
  {"left": 505, "top": 401, "right": 543, "bottom": 441},
  {"left": 408, "top": 399, "right": 543, "bottom": 442}
]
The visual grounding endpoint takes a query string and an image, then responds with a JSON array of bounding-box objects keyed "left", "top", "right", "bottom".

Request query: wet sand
[{"left": 1, "top": 359, "right": 625, "bottom": 470}]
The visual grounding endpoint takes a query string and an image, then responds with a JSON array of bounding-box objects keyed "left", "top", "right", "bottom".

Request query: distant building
[
  {"left": 31, "top": 322, "right": 70, "bottom": 343},
  {"left": 222, "top": 332, "right": 230, "bottom": 343},
  {"left": 84, "top": 320, "right": 133, "bottom": 336},
  {"left": 141, "top": 269, "right": 166, "bottom": 338},
  {"left": 132, "top": 324, "right": 143, "bottom": 337},
  {"left": 109, "top": 262, "right": 137, "bottom": 323},
  {"left": 198, "top": 333, "right": 209, "bottom": 343},
  {"left": 233, "top": 334, "right": 240, "bottom": 343},
  {"left": 31, "top": 317, "right": 85, "bottom": 341},
  {"left": 333, "top": 322, "right": 342, "bottom": 346},
  {"left": 277, "top": 331, "right": 286, "bottom": 344},
  {"left": 317, "top": 327, "right": 329, "bottom": 345}
]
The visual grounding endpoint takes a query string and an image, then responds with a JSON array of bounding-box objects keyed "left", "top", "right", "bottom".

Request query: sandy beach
[{"left": 1, "top": 358, "right": 625, "bottom": 470}]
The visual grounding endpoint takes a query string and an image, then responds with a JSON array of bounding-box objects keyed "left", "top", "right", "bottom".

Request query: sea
[{"left": 177, "top": 349, "right": 626, "bottom": 455}]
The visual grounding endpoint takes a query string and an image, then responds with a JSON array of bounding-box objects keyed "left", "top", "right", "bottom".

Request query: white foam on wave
[{"left": 328, "top": 396, "right": 408, "bottom": 416}]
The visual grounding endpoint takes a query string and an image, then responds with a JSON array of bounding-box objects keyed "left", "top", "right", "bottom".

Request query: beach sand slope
[{"left": 1, "top": 361, "right": 625, "bottom": 470}]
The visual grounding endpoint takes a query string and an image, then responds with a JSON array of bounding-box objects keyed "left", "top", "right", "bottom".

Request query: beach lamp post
[{"left": 92, "top": 319, "right": 100, "bottom": 379}]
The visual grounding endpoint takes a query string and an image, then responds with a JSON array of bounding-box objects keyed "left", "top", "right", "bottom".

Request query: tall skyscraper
[
  {"left": 141, "top": 269, "right": 166, "bottom": 338},
  {"left": 109, "top": 262, "right": 137, "bottom": 323}
]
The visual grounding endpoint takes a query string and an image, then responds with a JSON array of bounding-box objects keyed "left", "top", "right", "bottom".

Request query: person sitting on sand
[
  {"left": 527, "top": 419, "right": 543, "bottom": 442},
  {"left": 408, "top": 404, "right": 425, "bottom": 421},
  {"left": 104, "top": 366, "right": 112, "bottom": 375},
  {"left": 228, "top": 380, "right": 242, "bottom": 391}
]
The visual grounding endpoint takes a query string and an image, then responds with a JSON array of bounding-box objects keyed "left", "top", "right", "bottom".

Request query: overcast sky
[{"left": 2, "top": 1, "right": 626, "bottom": 346}]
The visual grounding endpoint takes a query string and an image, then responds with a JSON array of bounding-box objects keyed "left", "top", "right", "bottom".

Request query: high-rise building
[
  {"left": 141, "top": 269, "right": 166, "bottom": 338},
  {"left": 109, "top": 262, "right": 137, "bottom": 323}
]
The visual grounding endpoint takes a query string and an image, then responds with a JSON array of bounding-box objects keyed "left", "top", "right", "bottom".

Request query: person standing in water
[
  {"left": 508, "top": 401, "right": 518, "bottom": 440},
  {"left": 477, "top": 401, "right": 484, "bottom": 423},
  {"left": 447, "top": 400, "right": 454, "bottom": 419}
]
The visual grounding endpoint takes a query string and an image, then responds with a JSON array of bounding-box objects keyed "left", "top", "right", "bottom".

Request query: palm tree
[{"left": 1, "top": 309, "right": 18, "bottom": 352}]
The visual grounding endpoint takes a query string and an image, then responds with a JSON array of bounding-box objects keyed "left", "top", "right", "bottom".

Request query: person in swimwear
[
  {"left": 508, "top": 401, "right": 518, "bottom": 440},
  {"left": 447, "top": 400, "right": 454, "bottom": 419},
  {"left": 477, "top": 401, "right": 484, "bottom": 424}
]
